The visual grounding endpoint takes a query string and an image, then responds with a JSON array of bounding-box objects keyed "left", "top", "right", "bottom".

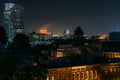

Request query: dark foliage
[
  {"left": 74, "top": 26, "right": 84, "bottom": 47},
  {"left": 7, "top": 33, "right": 32, "bottom": 54},
  {"left": 74, "top": 26, "right": 84, "bottom": 37},
  {"left": 0, "top": 25, "right": 7, "bottom": 44},
  {"left": 13, "top": 33, "right": 31, "bottom": 49}
]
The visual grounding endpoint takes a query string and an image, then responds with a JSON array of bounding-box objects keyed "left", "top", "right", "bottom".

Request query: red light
[{"left": 39, "top": 29, "right": 47, "bottom": 35}]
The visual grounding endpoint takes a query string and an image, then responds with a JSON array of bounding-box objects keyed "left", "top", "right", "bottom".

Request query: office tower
[
  {"left": 64, "top": 28, "right": 70, "bottom": 35},
  {"left": 4, "top": 3, "right": 24, "bottom": 42}
]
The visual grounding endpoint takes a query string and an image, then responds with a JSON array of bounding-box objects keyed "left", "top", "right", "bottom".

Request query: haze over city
[{"left": 1, "top": 0, "right": 120, "bottom": 35}]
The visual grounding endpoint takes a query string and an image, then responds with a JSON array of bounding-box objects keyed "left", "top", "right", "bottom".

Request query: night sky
[{"left": 1, "top": 0, "right": 120, "bottom": 35}]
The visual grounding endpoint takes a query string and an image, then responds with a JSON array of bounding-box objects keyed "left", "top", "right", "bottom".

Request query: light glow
[{"left": 39, "top": 29, "right": 47, "bottom": 35}]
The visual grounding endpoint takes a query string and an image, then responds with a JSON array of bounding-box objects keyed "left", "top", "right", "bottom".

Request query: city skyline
[
  {"left": 1, "top": 1, "right": 120, "bottom": 80},
  {"left": 1, "top": 0, "right": 120, "bottom": 35}
]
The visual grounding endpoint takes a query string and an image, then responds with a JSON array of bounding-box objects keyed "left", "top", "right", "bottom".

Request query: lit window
[
  {"left": 47, "top": 76, "right": 50, "bottom": 80},
  {"left": 52, "top": 76, "right": 55, "bottom": 80},
  {"left": 110, "top": 68, "right": 113, "bottom": 72},
  {"left": 93, "top": 70, "right": 97, "bottom": 79},
  {"left": 89, "top": 71, "right": 93, "bottom": 79},
  {"left": 114, "top": 68, "right": 116, "bottom": 73},
  {"left": 76, "top": 73, "right": 80, "bottom": 80},
  {"left": 85, "top": 71, "right": 89, "bottom": 79},
  {"left": 80, "top": 72, "right": 84, "bottom": 79},
  {"left": 57, "top": 75, "right": 60, "bottom": 80},
  {"left": 72, "top": 74, "right": 75, "bottom": 80}
]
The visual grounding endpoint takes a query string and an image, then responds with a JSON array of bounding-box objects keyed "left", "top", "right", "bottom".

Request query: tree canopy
[
  {"left": 0, "top": 55, "right": 47, "bottom": 80},
  {"left": 13, "top": 33, "right": 31, "bottom": 49},
  {"left": 0, "top": 25, "right": 7, "bottom": 44},
  {"left": 74, "top": 26, "right": 84, "bottom": 37},
  {"left": 73, "top": 26, "right": 84, "bottom": 47}
]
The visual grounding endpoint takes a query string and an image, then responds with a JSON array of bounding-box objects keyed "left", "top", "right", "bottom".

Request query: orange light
[
  {"left": 39, "top": 29, "right": 47, "bottom": 35},
  {"left": 99, "top": 35, "right": 107, "bottom": 40}
]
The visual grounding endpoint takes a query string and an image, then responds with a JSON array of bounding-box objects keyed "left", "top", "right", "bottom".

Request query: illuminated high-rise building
[
  {"left": 4, "top": 3, "right": 24, "bottom": 42},
  {"left": 64, "top": 28, "right": 70, "bottom": 35}
]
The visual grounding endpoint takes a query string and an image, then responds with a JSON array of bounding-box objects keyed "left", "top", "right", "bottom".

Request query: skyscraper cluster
[{"left": 4, "top": 3, "right": 24, "bottom": 42}]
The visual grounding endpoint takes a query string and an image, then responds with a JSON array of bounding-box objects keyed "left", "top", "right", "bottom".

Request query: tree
[
  {"left": 0, "top": 25, "right": 8, "bottom": 54},
  {"left": 0, "top": 55, "right": 47, "bottom": 80},
  {"left": 15, "top": 66, "right": 47, "bottom": 80},
  {"left": 13, "top": 33, "right": 31, "bottom": 49},
  {"left": 14, "top": 58, "right": 47, "bottom": 80},
  {"left": 74, "top": 26, "right": 84, "bottom": 37},
  {"left": 0, "top": 25, "right": 7, "bottom": 44},
  {"left": 0, "top": 55, "right": 24, "bottom": 80},
  {"left": 74, "top": 26, "right": 84, "bottom": 47},
  {"left": 8, "top": 33, "right": 31, "bottom": 54}
]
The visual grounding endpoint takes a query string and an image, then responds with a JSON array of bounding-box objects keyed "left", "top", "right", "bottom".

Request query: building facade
[
  {"left": 47, "top": 65, "right": 98, "bottom": 80},
  {"left": 29, "top": 31, "right": 52, "bottom": 45},
  {"left": 103, "top": 52, "right": 120, "bottom": 58},
  {"left": 4, "top": 3, "right": 24, "bottom": 42},
  {"left": 47, "top": 63, "right": 120, "bottom": 80},
  {"left": 109, "top": 31, "right": 120, "bottom": 40},
  {"left": 52, "top": 44, "right": 80, "bottom": 58}
]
